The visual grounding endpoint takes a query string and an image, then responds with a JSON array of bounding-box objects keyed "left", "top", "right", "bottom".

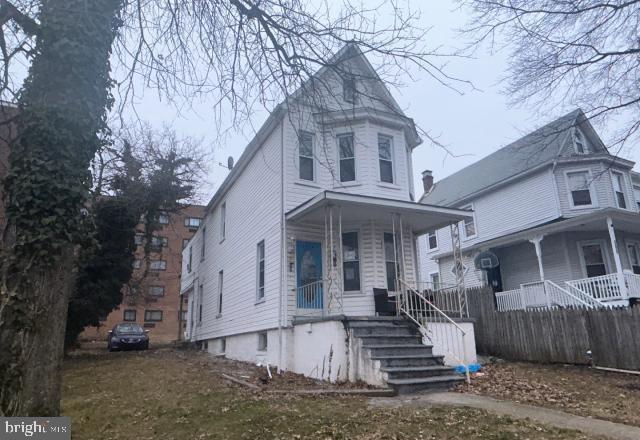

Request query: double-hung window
[
  {"left": 567, "top": 171, "right": 593, "bottom": 207},
  {"left": 378, "top": 135, "right": 393, "bottom": 183},
  {"left": 123, "top": 309, "right": 136, "bottom": 322},
  {"left": 158, "top": 212, "right": 170, "bottom": 225},
  {"left": 150, "top": 260, "right": 166, "bottom": 271},
  {"left": 430, "top": 272, "right": 441, "bottom": 291},
  {"left": 426, "top": 231, "right": 438, "bottom": 251},
  {"left": 383, "top": 232, "right": 399, "bottom": 292},
  {"left": 197, "top": 284, "right": 204, "bottom": 324},
  {"left": 573, "top": 128, "right": 589, "bottom": 154},
  {"left": 184, "top": 217, "right": 201, "bottom": 228},
  {"left": 220, "top": 202, "right": 226, "bottom": 240},
  {"left": 461, "top": 205, "right": 476, "bottom": 239},
  {"left": 627, "top": 243, "right": 640, "bottom": 275},
  {"left": 144, "top": 310, "right": 163, "bottom": 322},
  {"left": 338, "top": 134, "right": 355, "bottom": 182},
  {"left": 217, "top": 270, "right": 224, "bottom": 315},
  {"left": 148, "top": 286, "right": 165, "bottom": 297},
  {"left": 298, "top": 132, "right": 314, "bottom": 181},
  {"left": 343, "top": 75, "right": 356, "bottom": 103},
  {"left": 342, "top": 231, "right": 360, "bottom": 292},
  {"left": 612, "top": 172, "right": 627, "bottom": 209},
  {"left": 580, "top": 242, "right": 607, "bottom": 277},
  {"left": 256, "top": 240, "right": 265, "bottom": 301}
]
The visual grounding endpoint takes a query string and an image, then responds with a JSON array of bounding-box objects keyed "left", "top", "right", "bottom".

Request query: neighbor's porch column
[
  {"left": 606, "top": 216, "right": 628, "bottom": 299},
  {"left": 529, "top": 235, "right": 545, "bottom": 282}
]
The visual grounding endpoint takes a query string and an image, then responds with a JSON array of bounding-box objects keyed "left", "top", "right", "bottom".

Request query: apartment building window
[
  {"left": 184, "top": 217, "right": 201, "bottom": 229},
  {"left": 123, "top": 309, "right": 136, "bottom": 322},
  {"left": 158, "top": 212, "right": 170, "bottom": 224},
  {"left": 148, "top": 286, "right": 165, "bottom": 297},
  {"left": 220, "top": 202, "right": 226, "bottom": 240},
  {"left": 144, "top": 310, "right": 163, "bottom": 322},
  {"left": 461, "top": 205, "right": 476, "bottom": 239},
  {"left": 378, "top": 135, "right": 394, "bottom": 183},
  {"left": 298, "top": 131, "right": 314, "bottom": 181},
  {"left": 132, "top": 259, "right": 142, "bottom": 269},
  {"left": 426, "top": 231, "right": 438, "bottom": 251},
  {"left": 150, "top": 260, "right": 166, "bottom": 271},
  {"left": 217, "top": 270, "right": 224, "bottom": 315},
  {"left": 338, "top": 134, "right": 355, "bottom": 182},
  {"left": 343, "top": 74, "right": 356, "bottom": 103},
  {"left": 258, "top": 332, "right": 268, "bottom": 351},
  {"left": 256, "top": 240, "right": 265, "bottom": 301},
  {"left": 635, "top": 185, "right": 640, "bottom": 211},
  {"left": 627, "top": 243, "right": 640, "bottom": 274},
  {"left": 150, "top": 235, "right": 168, "bottom": 248},
  {"left": 134, "top": 233, "right": 144, "bottom": 245},
  {"left": 201, "top": 227, "right": 206, "bottom": 261},
  {"left": 612, "top": 172, "right": 627, "bottom": 209},
  {"left": 198, "top": 284, "right": 204, "bottom": 324},
  {"left": 383, "top": 232, "right": 399, "bottom": 292},
  {"left": 573, "top": 128, "right": 589, "bottom": 154},
  {"left": 342, "top": 231, "right": 360, "bottom": 292},
  {"left": 567, "top": 170, "right": 593, "bottom": 207}
]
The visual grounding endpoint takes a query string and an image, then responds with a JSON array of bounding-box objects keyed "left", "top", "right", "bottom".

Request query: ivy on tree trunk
[{"left": 0, "top": 0, "right": 124, "bottom": 416}]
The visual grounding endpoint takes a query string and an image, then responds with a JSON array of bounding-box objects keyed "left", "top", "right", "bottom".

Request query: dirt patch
[
  {"left": 456, "top": 361, "right": 640, "bottom": 427},
  {"left": 62, "top": 348, "right": 603, "bottom": 439}
]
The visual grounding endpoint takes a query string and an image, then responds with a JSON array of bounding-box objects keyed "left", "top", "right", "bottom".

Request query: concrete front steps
[{"left": 348, "top": 317, "right": 465, "bottom": 394}]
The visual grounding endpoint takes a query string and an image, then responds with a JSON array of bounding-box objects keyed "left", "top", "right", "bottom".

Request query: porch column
[
  {"left": 606, "top": 216, "right": 628, "bottom": 299},
  {"left": 528, "top": 235, "right": 545, "bottom": 282}
]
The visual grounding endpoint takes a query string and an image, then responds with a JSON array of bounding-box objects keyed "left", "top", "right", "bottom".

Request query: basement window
[{"left": 257, "top": 332, "right": 268, "bottom": 352}]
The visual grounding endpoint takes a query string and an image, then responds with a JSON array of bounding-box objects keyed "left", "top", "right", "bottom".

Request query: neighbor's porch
[
  {"left": 284, "top": 191, "right": 471, "bottom": 321},
  {"left": 482, "top": 209, "right": 640, "bottom": 311}
]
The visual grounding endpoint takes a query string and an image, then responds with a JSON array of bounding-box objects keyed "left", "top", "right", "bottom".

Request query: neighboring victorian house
[
  {"left": 180, "top": 44, "right": 477, "bottom": 393},
  {"left": 419, "top": 109, "right": 640, "bottom": 311}
]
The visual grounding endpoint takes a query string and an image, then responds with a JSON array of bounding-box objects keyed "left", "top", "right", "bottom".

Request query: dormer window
[
  {"left": 343, "top": 75, "right": 356, "bottom": 103},
  {"left": 573, "top": 128, "right": 589, "bottom": 154}
]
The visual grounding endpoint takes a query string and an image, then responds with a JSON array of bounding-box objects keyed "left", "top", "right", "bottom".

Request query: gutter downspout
[{"left": 278, "top": 119, "right": 285, "bottom": 373}]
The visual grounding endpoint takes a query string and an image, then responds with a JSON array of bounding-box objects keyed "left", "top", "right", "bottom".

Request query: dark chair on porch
[{"left": 374, "top": 288, "right": 397, "bottom": 316}]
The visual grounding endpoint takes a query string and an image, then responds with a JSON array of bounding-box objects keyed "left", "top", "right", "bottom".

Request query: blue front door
[{"left": 296, "top": 241, "right": 323, "bottom": 309}]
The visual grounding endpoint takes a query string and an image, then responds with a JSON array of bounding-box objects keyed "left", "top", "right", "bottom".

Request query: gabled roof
[{"left": 420, "top": 109, "right": 609, "bottom": 207}]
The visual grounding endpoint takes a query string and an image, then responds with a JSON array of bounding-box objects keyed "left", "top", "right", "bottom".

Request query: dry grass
[
  {"left": 458, "top": 361, "right": 640, "bottom": 427},
  {"left": 62, "top": 348, "right": 603, "bottom": 439}
]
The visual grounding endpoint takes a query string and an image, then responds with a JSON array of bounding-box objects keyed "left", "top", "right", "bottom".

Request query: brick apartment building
[{"left": 81, "top": 204, "right": 205, "bottom": 344}]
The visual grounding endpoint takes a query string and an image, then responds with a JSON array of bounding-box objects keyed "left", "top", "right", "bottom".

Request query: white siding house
[
  {"left": 419, "top": 109, "right": 640, "bottom": 310},
  {"left": 181, "top": 44, "right": 476, "bottom": 390}
]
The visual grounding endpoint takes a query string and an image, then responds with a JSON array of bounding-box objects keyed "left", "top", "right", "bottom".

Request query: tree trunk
[{"left": 0, "top": 0, "right": 123, "bottom": 416}]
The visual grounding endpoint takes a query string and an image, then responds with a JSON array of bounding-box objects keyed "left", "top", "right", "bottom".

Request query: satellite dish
[
  {"left": 227, "top": 156, "right": 234, "bottom": 170},
  {"left": 474, "top": 250, "right": 499, "bottom": 270}
]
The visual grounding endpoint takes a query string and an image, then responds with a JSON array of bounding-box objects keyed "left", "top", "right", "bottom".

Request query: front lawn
[{"left": 62, "top": 348, "right": 602, "bottom": 439}]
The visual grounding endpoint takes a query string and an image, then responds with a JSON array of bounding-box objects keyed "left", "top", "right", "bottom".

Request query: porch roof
[
  {"left": 432, "top": 207, "right": 640, "bottom": 259},
  {"left": 285, "top": 191, "right": 472, "bottom": 234}
]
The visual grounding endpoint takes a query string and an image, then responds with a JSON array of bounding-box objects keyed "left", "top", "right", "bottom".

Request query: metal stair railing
[{"left": 397, "top": 279, "right": 470, "bottom": 384}]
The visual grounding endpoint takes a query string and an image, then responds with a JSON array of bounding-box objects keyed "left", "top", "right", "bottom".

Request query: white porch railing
[
  {"left": 496, "top": 280, "right": 604, "bottom": 312},
  {"left": 397, "top": 279, "right": 470, "bottom": 383},
  {"left": 414, "top": 281, "right": 469, "bottom": 319},
  {"left": 626, "top": 272, "right": 640, "bottom": 297},
  {"left": 566, "top": 274, "right": 623, "bottom": 302}
]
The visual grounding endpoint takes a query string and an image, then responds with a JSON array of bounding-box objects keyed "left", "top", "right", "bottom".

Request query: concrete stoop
[{"left": 347, "top": 317, "right": 465, "bottom": 394}]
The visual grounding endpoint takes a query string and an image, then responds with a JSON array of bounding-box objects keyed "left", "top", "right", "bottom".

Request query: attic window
[
  {"left": 343, "top": 75, "right": 357, "bottom": 103},
  {"left": 573, "top": 128, "right": 589, "bottom": 154}
]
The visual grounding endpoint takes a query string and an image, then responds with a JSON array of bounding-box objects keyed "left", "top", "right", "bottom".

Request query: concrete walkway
[{"left": 370, "top": 392, "right": 640, "bottom": 440}]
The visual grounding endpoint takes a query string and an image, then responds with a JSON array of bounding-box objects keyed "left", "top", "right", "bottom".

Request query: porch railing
[
  {"left": 566, "top": 274, "right": 623, "bottom": 302},
  {"left": 414, "top": 281, "right": 468, "bottom": 319},
  {"left": 624, "top": 272, "right": 640, "bottom": 297},
  {"left": 296, "top": 280, "right": 325, "bottom": 313},
  {"left": 496, "top": 280, "right": 604, "bottom": 312},
  {"left": 397, "top": 279, "right": 470, "bottom": 383}
]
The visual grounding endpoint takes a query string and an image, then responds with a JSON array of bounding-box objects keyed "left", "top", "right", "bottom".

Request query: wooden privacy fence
[{"left": 466, "top": 286, "right": 640, "bottom": 370}]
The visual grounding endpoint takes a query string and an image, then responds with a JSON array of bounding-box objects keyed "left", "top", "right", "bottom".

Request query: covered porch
[
  {"left": 284, "top": 191, "right": 472, "bottom": 320},
  {"left": 474, "top": 209, "right": 640, "bottom": 311}
]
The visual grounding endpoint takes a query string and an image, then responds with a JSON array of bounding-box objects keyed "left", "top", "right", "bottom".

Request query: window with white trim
[
  {"left": 258, "top": 332, "right": 268, "bottom": 351},
  {"left": 184, "top": 217, "right": 202, "bottom": 228},
  {"left": 567, "top": 171, "right": 593, "bottom": 207},
  {"left": 426, "top": 231, "right": 438, "bottom": 251},
  {"left": 197, "top": 284, "right": 204, "bottom": 324},
  {"left": 123, "top": 309, "right": 136, "bottom": 322},
  {"left": 343, "top": 75, "right": 356, "bottom": 103},
  {"left": 220, "top": 202, "right": 226, "bottom": 240},
  {"left": 298, "top": 131, "right": 314, "bottom": 181},
  {"left": 338, "top": 134, "right": 355, "bottom": 182},
  {"left": 383, "top": 232, "right": 399, "bottom": 292},
  {"left": 342, "top": 231, "right": 360, "bottom": 292},
  {"left": 201, "top": 227, "right": 206, "bottom": 260},
  {"left": 573, "top": 128, "right": 589, "bottom": 154},
  {"left": 158, "top": 212, "right": 170, "bottom": 224},
  {"left": 378, "top": 135, "right": 393, "bottom": 183},
  {"left": 461, "top": 205, "right": 476, "bottom": 239},
  {"left": 580, "top": 242, "right": 607, "bottom": 277},
  {"left": 430, "top": 272, "right": 441, "bottom": 291},
  {"left": 256, "top": 240, "right": 265, "bottom": 301},
  {"left": 627, "top": 243, "right": 640, "bottom": 275},
  {"left": 612, "top": 171, "right": 627, "bottom": 209},
  {"left": 150, "top": 235, "right": 168, "bottom": 248}
]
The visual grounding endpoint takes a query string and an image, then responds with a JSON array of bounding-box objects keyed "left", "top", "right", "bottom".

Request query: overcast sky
[{"left": 123, "top": 1, "right": 640, "bottom": 203}]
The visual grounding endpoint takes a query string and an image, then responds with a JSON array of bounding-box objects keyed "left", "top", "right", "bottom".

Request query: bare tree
[{"left": 460, "top": 0, "right": 640, "bottom": 151}]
